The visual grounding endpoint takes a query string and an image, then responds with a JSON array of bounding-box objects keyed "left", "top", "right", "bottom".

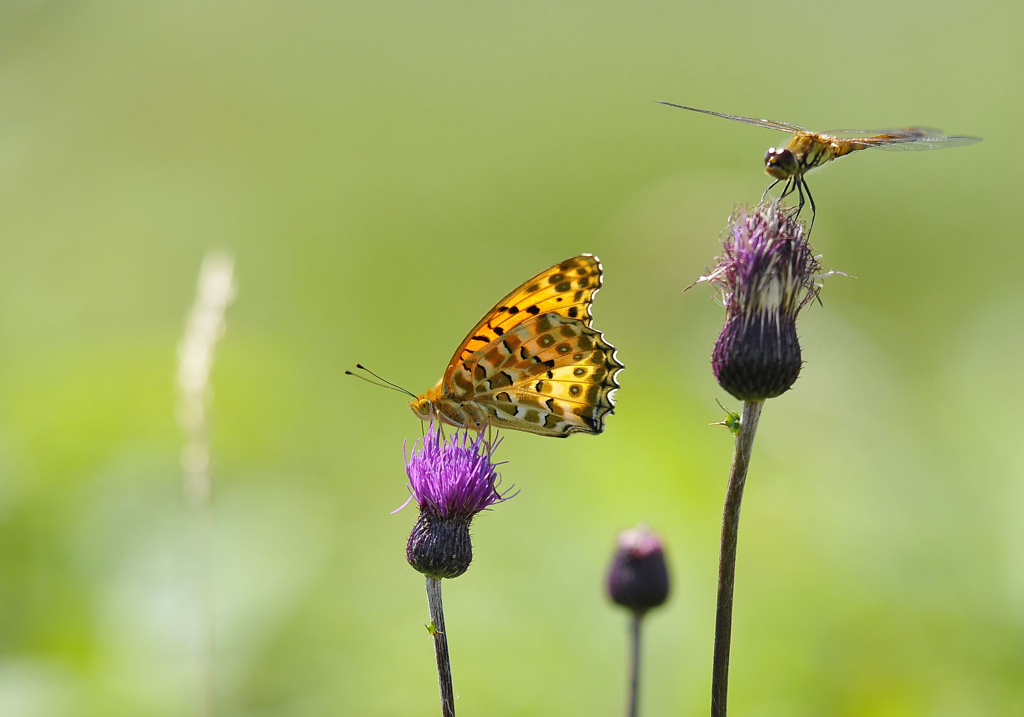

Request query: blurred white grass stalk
[{"left": 176, "top": 251, "right": 236, "bottom": 717}]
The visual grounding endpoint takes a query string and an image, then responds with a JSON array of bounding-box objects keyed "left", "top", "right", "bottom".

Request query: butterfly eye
[{"left": 410, "top": 398, "right": 434, "bottom": 419}]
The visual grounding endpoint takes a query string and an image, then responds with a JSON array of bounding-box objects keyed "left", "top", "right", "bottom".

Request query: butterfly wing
[
  {"left": 461, "top": 313, "right": 623, "bottom": 436},
  {"left": 436, "top": 254, "right": 623, "bottom": 437},
  {"left": 442, "top": 254, "right": 605, "bottom": 389}
]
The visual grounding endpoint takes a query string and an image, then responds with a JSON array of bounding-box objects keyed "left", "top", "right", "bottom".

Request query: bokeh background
[{"left": 1, "top": 1, "right": 1022, "bottom": 715}]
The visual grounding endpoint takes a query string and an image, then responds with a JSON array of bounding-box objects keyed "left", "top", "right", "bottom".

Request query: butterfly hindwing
[{"left": 461, "top": 313, "right": 623, "bottom": 437}]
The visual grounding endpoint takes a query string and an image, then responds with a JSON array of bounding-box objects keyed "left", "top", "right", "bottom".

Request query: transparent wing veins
[{"left": 657, "top": 101, "right": 807, "bottom": 133}]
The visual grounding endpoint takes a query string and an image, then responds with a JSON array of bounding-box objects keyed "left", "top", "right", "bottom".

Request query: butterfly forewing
[
  {"left": 443, "top": 254, "right": 604, "bottom": 383},
  {"left": 422, "top": 254, "right": 623, "bottom": 437}
]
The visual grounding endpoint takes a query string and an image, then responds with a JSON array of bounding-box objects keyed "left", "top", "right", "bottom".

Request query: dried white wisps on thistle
[
  {"left": 177, "top": 251, "right": 236, "bottom": 503},
  {"left": 695, "top": 201, "right": 828, "bottom": 325}
]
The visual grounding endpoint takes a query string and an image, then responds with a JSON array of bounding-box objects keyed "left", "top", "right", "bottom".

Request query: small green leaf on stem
[{"left": 711, "top": 399, "right": 742, "bottom": 435}]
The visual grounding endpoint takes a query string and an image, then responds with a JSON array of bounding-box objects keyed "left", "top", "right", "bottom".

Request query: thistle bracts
[{"left": 606, "top": 525, "right": 671, "bottom": 615}]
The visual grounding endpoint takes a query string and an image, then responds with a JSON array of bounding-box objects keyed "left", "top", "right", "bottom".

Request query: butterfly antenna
[
  {"left": 355, "top": 364, "right": 417, "bottom": 398},
  {"left": 346, "top": 364, "right": 417, "bottom": 398}
]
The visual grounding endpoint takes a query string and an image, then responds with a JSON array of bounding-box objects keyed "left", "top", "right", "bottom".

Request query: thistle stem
[
  {"left": 711, "top": 400, "right": 763, "bottom": 717},
  {"left": 627, "top": 612, "right": 643, "bottom": 717},
  {"left": 425, "top": 577, "right": 456, "bottom": 717}
]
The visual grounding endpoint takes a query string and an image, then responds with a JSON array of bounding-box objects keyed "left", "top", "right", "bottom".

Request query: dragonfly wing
[
  {"left": 864, "top": 134, "right": 983, "bottom": 151},
  {"left": 820, "top": 127, "right": 946, "bottom": 137},
  {"left": 657, "top": 101, "right": 807, "bottom": 133},
  {"left": 823, "top": 127, "right": 981, "bottom": 151}
]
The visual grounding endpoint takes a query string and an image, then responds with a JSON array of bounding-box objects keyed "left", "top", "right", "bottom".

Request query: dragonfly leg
[
  {"left": 778, "top": 177, "right": 796, "bottom": 202},
  {"left": 797, "top": 177, "right": 816, "bottom": 234},
  {"left": 761, "top": 178, "right": 781, "bottom": 203}
]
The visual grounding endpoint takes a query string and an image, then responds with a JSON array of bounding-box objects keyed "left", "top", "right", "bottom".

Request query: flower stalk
[
  {"left": 426, "top": 577, "right": 456, "bottom": 717},
  {"left": 711, "top": 399, "right": 762, "bottom": 717},
  {"left": 627, "top": 612, "right": 643, "bottom": 717}
]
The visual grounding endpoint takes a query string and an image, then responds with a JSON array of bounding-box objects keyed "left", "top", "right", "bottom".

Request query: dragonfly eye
[{"left": 764, "top": 148, "right": 798, "bottom": 179}]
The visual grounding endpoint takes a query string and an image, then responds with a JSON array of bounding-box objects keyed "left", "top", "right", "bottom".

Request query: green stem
[
  {"left": 425, "top": 577, "right": 456, "bottom": 717},
  {"left": 627, "top": 611, "right": 643, "bottom": 717},
  {"left": 711, "top": 400, "right": 763, "bottom": 717}
]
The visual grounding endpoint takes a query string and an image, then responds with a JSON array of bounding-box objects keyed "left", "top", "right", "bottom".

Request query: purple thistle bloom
[
  {"left": 700, "top": 201, "right": 827, "bottom": 401},
  {"left": 404, "top": 423, "right": 507, "bottom": 519},
  {"left": 403, "top": 422, "right": 512, "bottom": 579}
]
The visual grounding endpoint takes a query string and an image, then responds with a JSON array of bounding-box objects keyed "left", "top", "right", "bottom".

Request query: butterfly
[{"left": 409, "top": 254, "right": 623, "bottom": 437}]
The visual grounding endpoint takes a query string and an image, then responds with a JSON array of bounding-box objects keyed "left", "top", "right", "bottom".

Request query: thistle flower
[
  {"left": 700, "top": 201, "right": 824, "bottom": 401},
  {"left": 401, "top": 424, "right": 512, "bottom": 717},
  {"left": 606, "top": 525, "right": 670, "bottom": 717},
  {"left": 606, "top": 525, "right": 670, "bottom": 615},
  {"left": 696, "top": 201, "right": 836, "bottom": 717},
  {"left": 403, "top": 423, "right": 511, "bottom": 580}
]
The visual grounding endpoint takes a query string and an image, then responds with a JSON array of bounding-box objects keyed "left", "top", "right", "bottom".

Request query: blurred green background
[{"left": 1, "top": 1, "right": 1022, "bottom": 715}]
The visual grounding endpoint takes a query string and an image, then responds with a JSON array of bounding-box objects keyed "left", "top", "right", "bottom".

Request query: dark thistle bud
[
  {"left": 700, "top": 201, "right": 825, "bottom": 401},
  {"left": 606, "top": 525, "right": 670, "bottom": 614},
  {"left": 407, "top": 511, "right": 474, "bottom": 581},
  {"left": 400, "top": 422, "right": 512, "bottom": 579}
]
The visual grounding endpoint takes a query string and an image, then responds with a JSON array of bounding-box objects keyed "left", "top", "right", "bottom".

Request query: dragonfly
[{"left": 658, "top": 101, "right": 981, "bottom": 228}]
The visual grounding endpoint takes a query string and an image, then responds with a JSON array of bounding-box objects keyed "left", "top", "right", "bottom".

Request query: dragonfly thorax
[{"left": 764, "top": 147, "right": 799, "bottom": 179}]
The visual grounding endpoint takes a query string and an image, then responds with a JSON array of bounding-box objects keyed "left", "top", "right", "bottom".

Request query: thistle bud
[
  {"left": 606, "top": 525, "right": 670, "bottom": 614},
  {"left": 402, "top": 423, "right": 511, "bottom": 580},
  {"left": 701, "top": 202, "right": 824, "bottom": 401}
]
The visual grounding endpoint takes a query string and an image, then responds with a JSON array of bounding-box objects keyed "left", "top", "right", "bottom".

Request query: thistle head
[
  {"left": 606, "top": 525, "right": 670, "bottom": 615},
  {"left": 701, "top": 201, "right": 825, "bottom": 402},
  {"left": 403, "top": 422, "right": 511, "bottom": 579}
]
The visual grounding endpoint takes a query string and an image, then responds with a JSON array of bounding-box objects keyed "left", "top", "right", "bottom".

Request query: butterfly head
[
  {"left": 409, "top": 381, "right": 444, "bottom": 422},
  {"left": 409, "top": 395, "right": 436, "bottom": 421}
]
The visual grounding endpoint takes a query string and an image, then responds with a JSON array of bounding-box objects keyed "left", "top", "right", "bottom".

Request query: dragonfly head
[{"left": 764, "top": 147, "right": 798, "bottom": 179}]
